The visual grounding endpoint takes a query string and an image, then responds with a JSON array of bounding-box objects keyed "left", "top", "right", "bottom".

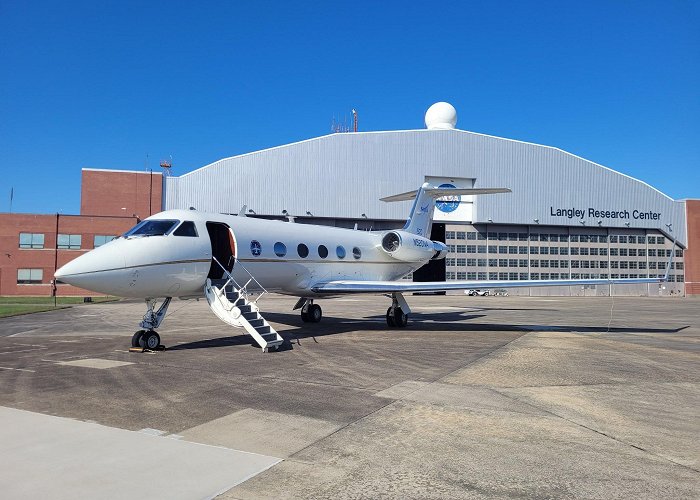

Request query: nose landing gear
[{"left": 131, "top": 298, "right": 171, "bottom": 350}]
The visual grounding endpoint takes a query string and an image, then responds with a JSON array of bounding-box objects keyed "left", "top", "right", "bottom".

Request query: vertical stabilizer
[{"left": 402, "top": 183, "right": 436, "bottom": 237}]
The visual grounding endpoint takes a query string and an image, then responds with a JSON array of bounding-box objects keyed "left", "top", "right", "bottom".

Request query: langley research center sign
[{"left": 550, "top": 206, "right": 662, "bottom": 221}]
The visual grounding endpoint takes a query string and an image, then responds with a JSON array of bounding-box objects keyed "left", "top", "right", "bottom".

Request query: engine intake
[{"left": 381, "top": 231, "right": 440, "bottom": 262}]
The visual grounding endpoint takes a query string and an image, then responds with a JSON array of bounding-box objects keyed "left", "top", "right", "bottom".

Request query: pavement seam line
[{"left": 491, "top": 387, "right": 700, "bottom": 474}]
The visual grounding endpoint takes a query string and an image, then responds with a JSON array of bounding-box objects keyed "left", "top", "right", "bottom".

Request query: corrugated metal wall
[{"left": 164, "top": 129, "right": 687, "bottom": 246}]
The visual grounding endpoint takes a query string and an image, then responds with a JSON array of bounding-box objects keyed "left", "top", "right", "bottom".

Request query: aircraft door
[{"left": 206, "top": 222, "right": 235, "bottom": 279}]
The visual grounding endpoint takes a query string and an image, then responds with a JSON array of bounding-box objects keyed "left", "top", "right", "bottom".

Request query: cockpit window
[
  {"left": 173, "top": 221, "right": 198, "bottom": 237},
  {"left": 123, "top": 219, "right": 179, "bottom": 238}
]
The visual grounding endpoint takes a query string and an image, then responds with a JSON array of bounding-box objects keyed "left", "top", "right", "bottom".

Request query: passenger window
[
  {"left": 274, "top": 242, "right": 287, "bottom": 257},
  {"left": 173, "top": 221, "right": 198, "bottom": 237},
  {"left": 297, "top": 243, "right": 309, "bottom": 258},
  {"left": 250, "top": 240, "right": 262, "bottom": 256},
  {"left": 336, "top": 245, "right": 346, "bottom": 259},
  {"left": 352, "top": 247, "right": 361, "bottom": 259},
  {"left": 318, "top": 245, "right": 328, "bottom": 258}
]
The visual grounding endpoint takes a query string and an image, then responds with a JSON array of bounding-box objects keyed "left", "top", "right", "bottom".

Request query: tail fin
[{"left": 380, "top": 183, "right": 511, "bottom": 237}]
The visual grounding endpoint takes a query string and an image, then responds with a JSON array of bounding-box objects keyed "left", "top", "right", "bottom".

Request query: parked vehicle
[{"left": 465, "top": 289, "right": 490, "bottom": 296}]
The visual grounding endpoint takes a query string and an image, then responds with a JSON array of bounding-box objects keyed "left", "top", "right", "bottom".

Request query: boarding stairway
[{"left": 204, "top": 257, "right": 284, "bottom": 353}]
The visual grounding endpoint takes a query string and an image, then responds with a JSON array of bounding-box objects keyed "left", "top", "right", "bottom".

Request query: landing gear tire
[
  {"left": 308, "top": 304, "right": 322, "bottom": 323},
  {"left": 386, "top": 307, "right": 407, "bottom": 328},
  {"left": 140, "top": 331, "right": 160, "bottom": 350},
  {"left": 131, "top": 330, "right": 146, "bottom": 347},
  {"left": 301, "top": 303, "right": 322, "bottom": 323},
  {"left": 386, "top": 308, "right": 396, "bottom": 327}
]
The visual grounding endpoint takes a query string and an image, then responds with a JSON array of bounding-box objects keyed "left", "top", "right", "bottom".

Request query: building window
[
  {"left": 94, "top": 235, "right": 116, "bottom": 247},
  {"left": 477, "top": 259, "right": 487, "bottom": 267},
  {"left": 297, "top": 243, "right": 309, "bottom": 258},
  {"left": 274, "top": 242, "right": 287, "bottom": 257},
  {"left": 467, "top": 232, "right": 476, "bottom": 240},
  {"left": 19, "top": 233, "right": 45, "bottom": 249},
  {"left": 457, "top": 272, "right": 466, "bottom": 280},
  {"left": 336, "top": 246, "right": 346, "bottom": 259},
  {"left": 467, "top": 245, "right": 476, "bottom": 253},
  {"left": 465, "top": 258, "right": 474, "bottom": 266},
  {"left": 456, "top": 245, "right": 466, "bottom": 253},
  {"left": 17, "top": 268, "right": 43, "bottom": 284},
  {"left": 446, "top": 258, "right": 455, "bottom": 267},
  {"left": 456, "top": 231, "right": 466, "bottom": 239},
  {"left": 318, "top": 245, "right": 328, "bottom": 258},
  {"left": 57, "top": 234, "right": 81, "bottom": 250},
  {"left": 446, "top": 231, "right": 456, "bottom": 239}
]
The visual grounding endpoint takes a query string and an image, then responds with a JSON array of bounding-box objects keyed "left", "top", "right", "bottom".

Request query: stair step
[
  {"left": 255, "top": 325, "right": 271, "bottom": 334},
  {"left": 242, "top": 312, "right": 258, "bottom": 320},
  {"left": 261, "top": 333, "right": 278, "bottom": 341},
  {"left": 238, "top": 305, "right": 253, "bottom": 313},
  {"left": 248, "top": 318, "right": 264, "bottom": 328}
]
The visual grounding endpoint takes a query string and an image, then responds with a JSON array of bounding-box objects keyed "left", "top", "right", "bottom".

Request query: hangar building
[
  {"left": 1, "top": 102, "right": 698, "bottom": 296},
  {"left": 164, "top": 102, "right": 697, "bottom": 296}
]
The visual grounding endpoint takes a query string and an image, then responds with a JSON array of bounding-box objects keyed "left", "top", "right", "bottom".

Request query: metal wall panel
[{"left": 164, "top": 129, "right": 687, "bottom": 246}]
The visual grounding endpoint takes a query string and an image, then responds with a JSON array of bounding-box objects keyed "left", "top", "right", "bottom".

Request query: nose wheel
[{"left": 131, "top": 330, "right": 161, "bottom": 349}]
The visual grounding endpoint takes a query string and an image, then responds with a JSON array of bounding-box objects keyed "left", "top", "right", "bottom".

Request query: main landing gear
[
  {"left": 300, "top": 300, "right": 322, "bottom": 323},
  {"left": 131, "top": 297, "right": 171, "bottom": 349},
  {"left": 386, "top": 292, "right": 410, "bottom": 328}
]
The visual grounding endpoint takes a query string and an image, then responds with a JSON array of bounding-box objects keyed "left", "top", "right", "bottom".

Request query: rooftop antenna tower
[
  {"left": 352, "top": 109, "right": 358, "bottom": 132},
  {"left": 160, "top": 156, "right": 172, "bottom": 176}
]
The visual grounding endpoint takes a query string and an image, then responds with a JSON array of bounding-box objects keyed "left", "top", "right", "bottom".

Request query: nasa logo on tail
[{"left": 435, "top": 183, "right": 460, "bottom": 213}]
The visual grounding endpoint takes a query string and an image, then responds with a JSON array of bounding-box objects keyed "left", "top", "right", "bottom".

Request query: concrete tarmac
[{"left": 0, "top": 294, "right": 698, "bottom": 499}]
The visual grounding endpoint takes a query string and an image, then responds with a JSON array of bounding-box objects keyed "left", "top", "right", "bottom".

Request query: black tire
[
  {"left": 386, "top": 307, "right": 396, "bottom": 327},
  {"left": 484, "top": 291, "right": 490, "bottom": 296},
  {"left": 301, "top": 310, "right": 310, "bottom": 322},
  {"left": 395, "top": 308, "right": 408, "bottom": 328},
  {"left": 141, "top": 331, "right": 160, "bottom": 350},
  {"left": 309, "top": 304, "right": 322, "bottom": 323},
  {"left": 131, "top": 330, "right": 146, "bottom": 348}
]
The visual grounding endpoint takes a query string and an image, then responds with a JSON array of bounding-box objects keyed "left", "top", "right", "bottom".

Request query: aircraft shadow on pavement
[{"left": 166, "top": 310, "right": 689, "bottom": 352}]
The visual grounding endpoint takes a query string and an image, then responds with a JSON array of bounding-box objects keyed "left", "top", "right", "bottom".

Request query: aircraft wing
[{"left": 311, "top": 276, "right": 666, "bottom": 294}]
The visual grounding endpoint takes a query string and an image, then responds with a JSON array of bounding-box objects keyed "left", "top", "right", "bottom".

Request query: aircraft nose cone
[{"left": 54, "top": 241, "right": 127, "bottom": 294}]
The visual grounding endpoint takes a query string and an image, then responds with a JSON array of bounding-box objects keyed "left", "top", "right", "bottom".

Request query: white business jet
[{"left": 55, "top": 183, "right": 670, "bottom": 352}]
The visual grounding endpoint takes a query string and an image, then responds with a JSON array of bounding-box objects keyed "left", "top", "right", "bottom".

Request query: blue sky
[{"left": 1, "top": 1, "right": 698, "bottom": 214}]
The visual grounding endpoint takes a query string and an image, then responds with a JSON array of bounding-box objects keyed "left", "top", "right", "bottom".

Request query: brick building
[{"left": 0, "top": 170, "right": 161, "bottom": 296}]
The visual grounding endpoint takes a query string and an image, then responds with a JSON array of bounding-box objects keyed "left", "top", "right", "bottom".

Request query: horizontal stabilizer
[{"left": 381, "top": 187, "right": 511, "bottom": 203}]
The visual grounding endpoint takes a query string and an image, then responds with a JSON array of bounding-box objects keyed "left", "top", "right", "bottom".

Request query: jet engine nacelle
[{"left": 381, "top": 231, "right": 446, "bottom": 262}]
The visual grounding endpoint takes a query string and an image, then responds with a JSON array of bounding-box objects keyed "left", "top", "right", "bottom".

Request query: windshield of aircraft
[{"left": 123, "top": 219, "right": 179, "bottom": 238}]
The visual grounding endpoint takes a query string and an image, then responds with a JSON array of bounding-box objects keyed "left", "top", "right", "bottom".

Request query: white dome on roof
[{"left": 425, "top": 102, "right": 457, "bottom": 130}]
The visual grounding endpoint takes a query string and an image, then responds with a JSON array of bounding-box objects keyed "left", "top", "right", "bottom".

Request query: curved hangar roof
[{"left": 164, "top": 126, "right": 686, "bottom": 246}]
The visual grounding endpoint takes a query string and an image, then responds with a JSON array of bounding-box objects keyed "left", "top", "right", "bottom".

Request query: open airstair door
[{"left": 206, "top": 222, "right": 235, "bottom": 280}]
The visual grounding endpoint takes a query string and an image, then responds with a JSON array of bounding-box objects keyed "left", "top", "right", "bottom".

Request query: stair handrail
[{"left": 211, "top": 256, "right": 268, "bottom": 303}]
